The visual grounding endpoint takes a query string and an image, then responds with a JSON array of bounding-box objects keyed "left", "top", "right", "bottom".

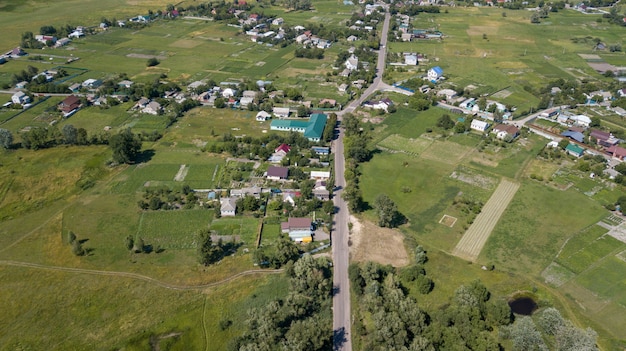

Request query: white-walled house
[
  {"left": 427, "top": 66, "right": 443, "bottom": 82},
  {"left": 470, "top": 119, "right": 490, "bottom": 132}
]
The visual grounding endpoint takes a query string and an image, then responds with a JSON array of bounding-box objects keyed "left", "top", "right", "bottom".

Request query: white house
[
  {"left": 427, "top": 66, "right": 443, "bottom": 82},
  {"left": 220, "top": 197, "right": 237, "bottom": 217},
  {"left": 436, "top": 89, "right": 457, "bottom": 100},
  {"left": 470, "top": 119, "right": 490, "bottom": 132},
  {"left": 256, "top": 111, "right": 271, "bottom": 121},
  {"left": 345, "top": 54, "right": 359, "bottom": 71},
  {"left": 571, "top": 114, "right": 591, "bottom": 127},
  {"left": 222, "top": 88, "right": 236, "bottom": 98},
  {"left": 272, "top": 17, "right": 284, "bottom": 25},
  {"left": 347, "top": 35, "right": 358, "bottom": 42},
  {"left": 11, "top": 91, "right": 30, "bottom": 105},
  {"left": 240, "top": 96, "right": 254, "bottom": 108},
  {"left": 273, "top": 107, "right": 290, "bottom": 118},
  {"left": 82, "top": 79, "right": 102, "bottom": 89},
  {"left": 310, "top": 171, "right": 331, "bottom": 180},
  {"left": 404, "top": 53, "right": 418, "bottom": 66}
]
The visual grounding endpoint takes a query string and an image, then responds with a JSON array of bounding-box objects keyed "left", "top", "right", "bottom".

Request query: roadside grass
[{"left": 479, "top": 181, "right": 606, "bottom": 275}]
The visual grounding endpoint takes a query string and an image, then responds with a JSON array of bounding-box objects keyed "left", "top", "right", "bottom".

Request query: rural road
[{"left": 332, "top": 7, "right": 391, "bottom": 351}]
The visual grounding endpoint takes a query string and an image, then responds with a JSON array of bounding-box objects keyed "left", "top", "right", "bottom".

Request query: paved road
[{"left": 332, "top": 7, "right": 391, "bottom": 351}]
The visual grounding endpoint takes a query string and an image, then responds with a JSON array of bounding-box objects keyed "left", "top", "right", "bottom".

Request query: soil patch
[{"left": 350, "top": 216, "right": 409, "bottom": 267}]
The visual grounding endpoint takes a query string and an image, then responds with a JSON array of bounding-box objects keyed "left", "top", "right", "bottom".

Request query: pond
[{"left": 508, "top": 296, "right": 537, "bottom": 315}]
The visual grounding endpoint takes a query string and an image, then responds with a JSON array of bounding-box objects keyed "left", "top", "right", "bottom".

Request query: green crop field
[{"left": 138, "top": 209, "right": 211, "bottom": 249}]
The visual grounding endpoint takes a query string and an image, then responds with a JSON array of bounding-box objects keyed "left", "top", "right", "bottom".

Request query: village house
[
  {"left": 345, "top": 54, "right": 359, "bottom": 71},
  {"left": 269, "top": 113, "right": 328, "bottom": 142},
  {"left": 11, "top": 91, "right": 30, "bottom": 105},
  {"left": 82, "top": 79, "right": 103, "bottom": 90},
  {"left": 565, "top": 143, "right": 585, "bottom": 158},
  {"left": 427, "top": 66, "right": 443, "bottom": 82},
  {"left": 273, "top": 107, "right": 290, "bottom": 118},
  {"left": 363, "top": 98, "right": 393, "bottom": 112},
  {"left": 280, "top": 217, "right": 313, "bottom": 242},
  {"left": 491, "top": 124, "right": 519, "bottom": 140},
  {"left": 437, "top": 89, "right": 458, "bottom": 101},
  {"left": 59, "top": 95, "right": 81, "bottom": 117},
  {"left": 230, "top": 186, "right": 262, "bottom": 199},
  {"left": 404, "top": 53, "right": 418, "bottom": 66},
  {"left": 607, "top": 145, "right": 626, "bottom": 160},
  {"left": 220, "top": 197, "right": 237, "bottom": 217},
  {"left": 267, "top": 166, "right": 289, "bottom": 180},
  {"left": 590, "top": 129, "right": 619, "bottom": 147},
  {"left": 142, "top": 101, "right": 162, "bottom": 115},
  {"left": 256, "top": 111, "right": 271, "bottom": 121},
  {"left": 470, "top": 119, "right": 490, "bottom": 132},
  {"left": 310, "top": 171, "right": 331, "bottom": 181},
  {"left": 54, "top": 38, "right": 71, "bottom": 48}
]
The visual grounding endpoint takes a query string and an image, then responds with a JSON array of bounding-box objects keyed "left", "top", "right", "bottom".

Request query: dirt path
[
  {"left": 0, "top": 260, "right": 282, "bottom": 291},
  {"left": 173, "top": 164, "right": 188, "bottom": 181},
  {"left": 453, "top": 179, "right": 520, "bottom": 261}
]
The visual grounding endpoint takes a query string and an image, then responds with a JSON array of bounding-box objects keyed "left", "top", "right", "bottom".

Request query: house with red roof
[
  {"left": 58, "top": 95, "right": 81, "bottom": 117},
  {"left": 280, "top": 217, "right": 313, "bottom": 242},
  {"left": 607, "top": 145, "right": 626, "bottom": 160}
]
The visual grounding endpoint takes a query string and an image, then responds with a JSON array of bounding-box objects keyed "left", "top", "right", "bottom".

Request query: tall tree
[
  {"left": 62, "top": 124, "right": 78, "bottom": 145},
  {"left": 374, "top": 194, "right": 399, "bottom": 228},
  {"left": 0, "top": 128, "right": 13, "bottom": 149},
  {"left": 197, "top": 229, "right": 223, "bottom": 265},
  {"left": 109, "top": 128, "right": 142, "bottom": 164}
]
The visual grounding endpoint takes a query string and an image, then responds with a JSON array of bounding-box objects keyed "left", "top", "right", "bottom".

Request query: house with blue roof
[
  {"left": 270, "top": 113, "right": 328, "bottom": 141},
  {"left": 561, "top": 130, "right": 584, "bottom": 143},
  {"left": 428, "top": 66, "right": 443, "bottom": 83}
]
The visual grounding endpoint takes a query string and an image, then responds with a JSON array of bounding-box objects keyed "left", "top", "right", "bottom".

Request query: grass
[
  {"left": 138, "top": 209, "right": 211, "bottom": 250},
  {"left": 480, "top": 181, "right": 607, "bottom": 275}
]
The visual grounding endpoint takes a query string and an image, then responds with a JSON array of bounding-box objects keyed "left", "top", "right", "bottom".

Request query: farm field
[{"left": 453, "top": 178, "right": 519, "bottom": 261}]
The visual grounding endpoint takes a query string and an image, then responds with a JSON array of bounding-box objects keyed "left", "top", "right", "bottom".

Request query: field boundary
[{"left": 452, "top": 178, "right": 520, "bottom": 261}]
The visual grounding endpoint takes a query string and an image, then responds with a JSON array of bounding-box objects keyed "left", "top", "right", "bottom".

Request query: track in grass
[{"left": 453, "top": 178, "right": 520, "bottom": 261}]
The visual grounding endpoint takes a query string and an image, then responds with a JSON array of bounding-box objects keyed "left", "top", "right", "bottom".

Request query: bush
[{"left": 146, "top": 57, "right": 160, "bottom": 67}]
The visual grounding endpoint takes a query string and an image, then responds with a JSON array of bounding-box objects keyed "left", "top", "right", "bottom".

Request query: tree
[
  {"left": 109, "top": 128, "right": 142, "bottom": 164},
  {"left": 415, "top": 245, "right": 427, "bottom": 264},
  {"left": 133, "top": 237, "right": 145, "bottom": 253},
  {"left": 72, "top": 239, "right": 85, "bottom": 256},
  {"left": 197, "top": 229, "right": 223, "bottom": 265},
  {"left": 437, "top": 114, "right": 455, "bottom": 130},
  {"left": 0, "top": 128, "right": 13, "bottom": 149},
  {"left": 62, "top": 124, "right": 78, "bottom": 145},
  {"left": 558, "top": 139, "right": 570, "bottom": 150},
  {"left": 125, "top": 235, "right": 134, "bottom": 251},
  {"left": 68, "top": 231, "right": 77, "bottom": 244},
  {"left": 374, "top": 194, "right": 399, "bottom": 228},
  {"left": 146, "top": 57, "right": 160, "bottom": 67},
  {"left": 509, "top": 316, "right": 548, "bottom": 351}
]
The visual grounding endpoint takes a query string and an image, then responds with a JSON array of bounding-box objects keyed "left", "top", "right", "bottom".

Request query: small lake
[{"left": 508, "top": 296, "right": 537, "bottom": 315}]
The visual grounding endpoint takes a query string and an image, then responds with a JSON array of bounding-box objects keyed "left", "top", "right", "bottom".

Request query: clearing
[{"left": 350, "top": 215, "right": 409, "bottom": 267}]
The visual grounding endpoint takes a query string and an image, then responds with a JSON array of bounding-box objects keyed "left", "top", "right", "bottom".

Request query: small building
[
  {"left": 565, "top": 144, "right": 585, "bottom": 158},
  {"left": 310, "top": 171, "right": 331, "bottom": 180},
  {"left": 280, "top": 217, "right": 313, "bottom": 242},
  {"left": 118, "top": 80, "right": 134, "bottom": 88},
  {"left": 312, "top": 146, "right": 330, "bottom": 155},
  {"left": 273, "top": 107, "right": 290, "bottom": 118},
  {"left": 68, "top": 83, "right": 81, "bottom": 93},
  {"left": 470, "top": 119, "right": 490, "bottom": 132},
  {"left": 427, "top": 66, "right": 443, "bottom": 82},
  {"left": 54, "top": 38, "right": 71, "bottom": 48},
  {"left": 142, "top": 101, "right": 162, "bottom": 115},
  {"left": 347, "top": 35, "right": 358, "bottom": 42},
  {"left": 313, "top": 188, "right": 330, "bottom": 201},
  {"left": 607, "top": 145, "right": 626, "bottom": 160},
  {"left": 256, "top": 111, "right": 271, "bottom": 121},
  {"left": 275, "top": 143, "right": 291, "bottom": 156},
  {"left": 404, "top": 53, "right": 418, "bottom": 66},
  {"left": 561, "top": 130, "right": 584, "bottom": 143},
  {"left": 230, "top": 186, "right": 262, "bottom": 199},
  {"left": 267, "top": 166, "right": 289, "bottom": 180},
  {"left": 437, "top": 89, "right": 457, "bottom": 101},
  {"left": 11, "top": 91, "right": 30, "bottom": 105},
  {"left": 272, "top": 17, "right": 284, "bottom": 25},
  {"left": 82, "top": 78, "right": 103, "bottom": 89},
  {"left": 58, "top": 95, "right": 81, "bottom": 116},
  {"left": 270, "top": 114, "right": 328, "bottom": 142},
  {"left": 220, "top": 197, "right": 237, "bottom": 216},
  {"left": 570, "top": 114, "right": 591, "bottom": 128},
  {"left": 345, "top": 54, "right": 359, "bottom": 71},
  {"left": 491, "top": 124, "right": 519, "bottom": 140},
  {"left": 338, "top": 83, "right": 348, "bottom": 92}
]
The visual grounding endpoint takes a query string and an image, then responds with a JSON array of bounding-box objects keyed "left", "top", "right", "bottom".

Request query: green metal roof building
[{"left": 270, "top": 113, "right": 328, "bottom": 141}]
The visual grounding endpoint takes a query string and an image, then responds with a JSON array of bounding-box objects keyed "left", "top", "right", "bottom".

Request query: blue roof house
[{"left": 428, "top": 66, "right": 443, "bottom": 83}]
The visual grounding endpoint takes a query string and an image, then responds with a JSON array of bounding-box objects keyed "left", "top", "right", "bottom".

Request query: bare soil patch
[
  {"left": 169, "top": 39, "right": 201, "bottom": 48},
  {"left": 350, "top": 216, "right": 409, "bottom": 267}
]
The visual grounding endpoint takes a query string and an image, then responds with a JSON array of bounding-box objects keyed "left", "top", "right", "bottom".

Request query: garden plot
[
  {"left": 378, "top": 134, "right": 432, "bottom": 155},
  {"left": 453, "top": 179, "right": 520, "bottom": 261}
]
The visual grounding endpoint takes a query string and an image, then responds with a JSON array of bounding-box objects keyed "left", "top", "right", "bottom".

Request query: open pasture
[
  {"left": 210, "top": 217, "right": 261, "bottom": 246},
  {"left": 420, "top": 139, "right": 475, "bottom": 166}
]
